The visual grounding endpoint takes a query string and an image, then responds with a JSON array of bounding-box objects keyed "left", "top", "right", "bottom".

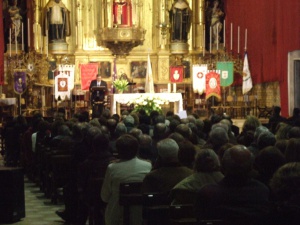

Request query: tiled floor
[{"left": 1, "top": 177, "right": 65, "bottom": 225}]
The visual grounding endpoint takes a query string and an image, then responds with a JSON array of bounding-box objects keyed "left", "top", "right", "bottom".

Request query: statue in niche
[
  {"left": 43, "top": 0, "right": 71, "bottom": 43},
  {"left": 169, "top": 0, "right": 192, "bottom": 42},
  {"left": 112, "top": 0, "right": 132, "bottom": 27},
  {"left": 206, "top": 0, "right": 225, "bottom": 46},
  {"left": 4, "top": 0, "right": 23, "bottom": 45}
]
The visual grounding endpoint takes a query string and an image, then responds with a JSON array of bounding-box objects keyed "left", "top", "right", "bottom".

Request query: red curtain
[
  {"left": 0, "top": 0, "right": 4, "bottom": 85},
  {"left": 225, "top": 0, "right": 300, "bottom": 116}
]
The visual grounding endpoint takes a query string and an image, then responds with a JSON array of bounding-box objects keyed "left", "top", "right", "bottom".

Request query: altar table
[{"left": 111, "top": 93, "right": 183, "bottom": 115}]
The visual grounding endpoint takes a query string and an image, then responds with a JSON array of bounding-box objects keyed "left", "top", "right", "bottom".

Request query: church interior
[{"left": 1, "top": 0, "right": 300, "bottom": 224}]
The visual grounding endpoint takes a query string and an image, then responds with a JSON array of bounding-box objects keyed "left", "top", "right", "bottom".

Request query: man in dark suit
[{"left": 89, "top": 74, "right": 108, "bottom": 117}]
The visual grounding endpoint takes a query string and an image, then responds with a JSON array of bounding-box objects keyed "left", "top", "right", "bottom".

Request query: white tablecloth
[{"left": 111, "top": 93, "right": 183, "bottom": 114}]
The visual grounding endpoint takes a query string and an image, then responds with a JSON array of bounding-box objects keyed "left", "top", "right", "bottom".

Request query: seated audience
[
  {"left": 269, "top": 162, "right": 300, "bottom": 225},
  {"left": 195, "top": 145, "right": 270, "bottom": 225},
  {"left": 171, "top": 148, "right": 224, "bottom": 204},
  {"left": 142, "top": 138, "right": 193, "bottom": 193},
  {"left": 101, "top": 134, "right": 152, "bottom": 225}
]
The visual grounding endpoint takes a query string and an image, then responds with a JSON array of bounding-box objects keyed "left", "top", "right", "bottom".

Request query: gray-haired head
[{"left": 157, "top": 138, "right": 179, "bottom": 162}]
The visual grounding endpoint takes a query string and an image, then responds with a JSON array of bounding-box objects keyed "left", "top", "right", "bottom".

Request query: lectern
[{"left": 90, "top": 86, "right": 107, "bottom": 116}]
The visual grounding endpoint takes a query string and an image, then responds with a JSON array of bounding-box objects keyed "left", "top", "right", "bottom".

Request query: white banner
[{"left": 192, "top": 64, "right": 208, "bottom": 94}]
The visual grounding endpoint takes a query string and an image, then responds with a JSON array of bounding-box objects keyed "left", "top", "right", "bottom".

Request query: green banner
[{"left": 216, "top": 62, "right": 234, "bottom": 87}]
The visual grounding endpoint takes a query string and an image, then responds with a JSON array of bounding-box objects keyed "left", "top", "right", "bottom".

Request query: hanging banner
[
  {"left": 170, "top": 66, "right": 184, "bottom": 83},
  {"left": 216, "top": 62, "right": 234, "bottom": 87},
  {"left": 205, "top": 71, "right": 221, "bottom": 100},
  {"left": 13, "top": 71, "right": 27, "bottom": 94},
  {"left": 192, "top": 64, "right": 208, "bottom": 94},
  {"left": 55, "top": 72, "right": 71, "bottom": 100},
  {"left": 58, "top": 64, "right": 75, "bottom": 90},
  {"left": 79, "top": 63, "right": 99, "bottom": 90}
]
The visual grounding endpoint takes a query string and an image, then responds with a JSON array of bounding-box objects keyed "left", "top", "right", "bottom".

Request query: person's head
[
  {"left": 157, "top": 138, "right": 179, "bottom": 163},
  {"left": 273, "top": 106, "right": 281, "bottom": 115},
  {"left": 208, "top": 126, "right": 229, "bottom": 150},
  {"left": 92, "top": 133, "right": 110, "bottom": 152},
  {"left": 194, "top": 148, "right": 221, "bottom": 172},
  {"left": 175, "top": 124, "right": 191, "bottom": 139},
  {"left": 116, "top": 134, "right": 139, "bottom": 160},
  {"left": 242, "top": 115, "right": 261, "bottom": 133},
  {"left": 168, "top": 132, "right": 185, "bottom": 144},
  {"left": 254, "top": 126, "right": 269, "bottom": 142},
  {"left": 285, "top": 138, "right": 300, "bottom": 163},
  {"left": 96, "top": 74, "right": 102, "bottom": 82},
  {"left": 257, "top": 131, "right": 276, "bottom": 149},
  {"left": 177, "top": 140, "right": 196, "bottom": 168},
  {"left": 287, "top": 126, "right": 300, "bottom": 139},
  {"left": 129, "top": 127, "right": 143, "bottom": 140},
  {"left": 115, "top": 122, "right": 127, "bottom": 137},
  {"left": 254, "top": 146, "right": 285, "bottom": 181},
  {"left": 269, "top": 162, "right": 300, "bottom": 200},
  {"left": 221, "top": 145, "right": 254, "bottom": 178},
  {"left": 123, "top": 115, "right": 135, "bottom": 127}
]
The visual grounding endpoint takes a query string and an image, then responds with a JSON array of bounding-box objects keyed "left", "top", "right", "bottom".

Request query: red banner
[
  {"left": 170, "top": 66, "right": 184, "bottom": 83},
  {"left": 80, "top": 63, "right": 99, "bottom": 90},
  {"left": 205, "top": 71, "right": 221, "bottom": 100}
]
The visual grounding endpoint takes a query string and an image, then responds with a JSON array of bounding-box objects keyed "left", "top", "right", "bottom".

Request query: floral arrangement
[
  {"left": 127, "top": 95, "right": 169, "bottom": 115},
  {"left": 113, "top": 78, "right": 129, "bottom": 92}
]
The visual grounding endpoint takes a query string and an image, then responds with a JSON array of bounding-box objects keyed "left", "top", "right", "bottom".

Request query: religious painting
[
  {"left": 57, "top": 77, "right": 68, "bottom": 92},
  {"left": 131, "top": 61, "right": 147, "bottom": 78},
  {"left": 13, "top": 71, "right": 27, "bottom": 94},
  {"left": 170, "top": 66, "right": 184, "bottom": 83},
  {"left": 89, "top": 61, "right": 112, "bottom": 78}
]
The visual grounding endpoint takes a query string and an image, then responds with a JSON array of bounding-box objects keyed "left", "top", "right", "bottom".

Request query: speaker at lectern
[{"left": 90, "top": 86, "right": 107, "bottom": 103}]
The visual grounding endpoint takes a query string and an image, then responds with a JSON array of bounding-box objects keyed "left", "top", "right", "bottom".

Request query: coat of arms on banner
[{"left": 58, "top": 78, "right": 68, "bottom": 92}]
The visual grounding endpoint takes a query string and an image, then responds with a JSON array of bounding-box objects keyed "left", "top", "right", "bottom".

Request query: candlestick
[
  {"left": 223, "top": 20, "right": 225, "bottom": 48},
  {"left": 9, "top": 28, "right": 11, "bottom": 57},
  {"left": 168, "top": 83, "right": 171, "bottom": 93},
  {"left": 22, "top": 23, "right": 24, "bottom": 51},
  {"left": 210, "top": 26, "right": 212, "bottom": 53},
  {"left": 230, "top": 23, "right": 232, "bottom": 51},
  {"left": 27, "top": 18, "right": 30, "bottom": 48},
  {"left": 245, "top": 28, "right": 247, "bottom": 50},
  {"left": 237, "top": 26, "right": 240, "bottom": 53}
]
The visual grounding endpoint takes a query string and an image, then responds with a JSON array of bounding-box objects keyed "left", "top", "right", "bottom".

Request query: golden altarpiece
[{"left": 3, "top": 0, "right": 232, "bottom": 117}]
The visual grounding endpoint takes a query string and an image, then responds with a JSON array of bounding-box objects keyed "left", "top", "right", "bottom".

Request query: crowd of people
[{"left": 1, "top": 105, "right": 300, "bottom": 225}]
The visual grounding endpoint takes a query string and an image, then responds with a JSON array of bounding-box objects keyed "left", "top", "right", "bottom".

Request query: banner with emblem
[
  {"left": 216, "top": 62, "right": 234, "bottom": 87},
  {"left": 55, "top": 72, "right": 71, "bottom": 100},
  {"left": 80, "top": 63, "right": 99, "bottom": 90},
  {"left": 205, "top": 71, "right": 221, "bottom": 100},
  {"left": 13, "top": 71, "right": 27, "bottom": 94},
  {"left": 192, "top": 64, "right": 208, "bottom": 94},
  {"left": 58, "top": 65, "right": 75, "bottom": 90},
  {"left": 170, "top": 66, "right": 184, "bottom": 83}
]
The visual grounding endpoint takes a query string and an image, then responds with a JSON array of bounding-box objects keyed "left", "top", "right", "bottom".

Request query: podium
[{"left": 90, "top": 86, "right": 107, "bottom": 116}]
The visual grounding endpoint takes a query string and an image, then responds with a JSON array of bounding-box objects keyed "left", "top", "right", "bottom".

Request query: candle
[
  {"left": 27, "top": 18, "right": 30, "bottom": 48},
  {"left": 168, "top": 83, "right": 171, "bottom": 93},
  {"left": 223, "top": 20, "right": 225, "bottom": 48},
  {"left": 230, "top": 23, "right": 233, "bottom": 51},
  {"left": 245, "top": 28, "right": 247, "bottom": 50},
  {"left": 237, "top": 26, "right": 240, "bottom": 53},
  {"left": 216, "top": 25, "right": 219, "bottom": 51},
  {"left": 173, "top": 83, "right": 177, "bottom": 93},
  {"left": 46, "top": 30, "right": 48, "bottom": 57},
  {"left": 9, "top": 28, "right": 11, "bottom": 57},
  {"left": 22, "top": 23, "right": 24, "bottom": 51},
  {"left": 203, "top": 27, "right": 205, "bottom": 56},
  {"left": 161, "top": 0, "right": 165, "bottom": 23},
  {"left": 15, "top": 25, "right": 17, "bottom": 52},
  {"left": 210, "top": 26, "right": 212, "bottom": 53}
]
